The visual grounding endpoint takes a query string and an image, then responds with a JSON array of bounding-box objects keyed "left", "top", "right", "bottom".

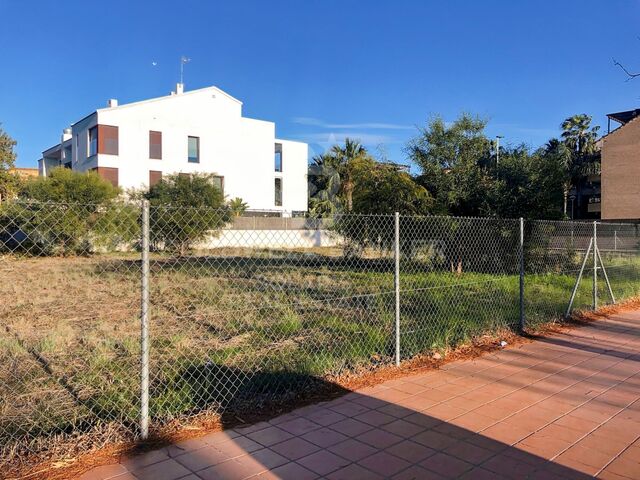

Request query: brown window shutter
[
  {"left": 98, "top": 125, "right": 119, "bottom": 155},
  {"left": 149, "top": 170, "right": 162, "bottom": 187},
  {"left": 149, "top": 131, "right": 162, "bottom": 159},
  {"left": 95, "top": 167, "right": 119, "bottom": 187}
]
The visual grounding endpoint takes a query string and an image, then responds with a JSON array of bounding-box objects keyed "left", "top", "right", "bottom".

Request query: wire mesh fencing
[{"left": 1, "top": 200, "right": 640, "bottom": 467}]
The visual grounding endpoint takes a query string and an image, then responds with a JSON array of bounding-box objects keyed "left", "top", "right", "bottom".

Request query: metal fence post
[
  {"left": 140, "top": 200, "right": 150, "bottom": 440},
  {"left": 519, "top": 218, "right": 525, "bottom": 332},
  {"left": 593, "top": 221, "right": 598, "bottom": 310},
  {"left": 394, "top": 212, "right": 400, "bottom": 367}
]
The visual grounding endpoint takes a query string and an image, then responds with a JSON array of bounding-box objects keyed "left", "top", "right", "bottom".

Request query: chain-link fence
[{"left": 1, "top": 201, "right": 639, "bottom": 468}]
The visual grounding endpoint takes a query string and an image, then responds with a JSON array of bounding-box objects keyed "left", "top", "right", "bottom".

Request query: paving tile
[
  {"left": 354, "top": 409, "right": 397, "bottom": 427},
  {"left": 246, "top": 426, "right": 294, "bottom": 447},
  {"left": 603, "top": 455, "right": 640, "bottom": 479},
  {"left": 173, "top": 445, "right": 230, "bottom": 472},
  {"left": 327, "top": 438, "right": 379, "bottom": 462},
  {"left": 215, "top": 437, "right": 263, "bottom": 458},
  {"left": 304, "top": 408, "right": 347, "bottom": 426},
  {"left": 121, "top": 449, "right": 170, "bottom": 470},
  {"left": 326, "top": 463, "right": 385, "bottom": 480},
  {"left": 78, "top": 464, "right": 127, "bottom": 480},
  {"left": 385, "top": 439, "right": 436, "bottom": 463},
  {"left": 131, "top": 459, "right": 191, "bottom": 480},
  {"left": 270, "top": 437, "right": 320, "bottom": 460},
  {"left": 420, "top": 452, "right": 474, "bottom": 478},
  {"left": 381, "top": 418, "right": 428, "bottom": 438},
  {"left": 328, "top": 418, "right": 374, "bottom": 437},
  {"left": 268, "top": 461, "right": 319, "bottom": 480},
  {"left": 358, "top": 450, "right": 412, "bottom": 477},
  {"left": 300, "top": 426, "right": 348, "bottom": 447},
  {"left": 412, "top": 429, "right": 458, "bottom": 450},
  {"left": 197, "top": 457, "right": 263, "bottom": 480},
  {"left": 443, "top": 441, "right": 495, "bottom": 465},
  {"left": 297, "top": 449, "right": 351, "bottom": 476},
  {"left": 391, "top": 464, "right": 446, "bottom": 479},
  {"left": 277, "top": 417, "right": 322, "bottom": 436},
  {"left": 241, "top": 448, "right": 288, "bottom": 470},
  {"left": 356, "top": 428, "right": 404, "bottom": 449}
]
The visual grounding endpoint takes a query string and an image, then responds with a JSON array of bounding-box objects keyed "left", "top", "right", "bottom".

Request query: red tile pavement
[{"left": 78, "top": 310, "right": 640, "bottom": 479}]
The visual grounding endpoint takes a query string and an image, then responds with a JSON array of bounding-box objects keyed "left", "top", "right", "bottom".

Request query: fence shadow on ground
[{"left": 116, "top": 364, "right": 596, "bottom": 480}]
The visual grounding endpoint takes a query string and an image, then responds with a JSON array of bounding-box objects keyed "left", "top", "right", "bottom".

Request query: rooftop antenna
[{"left": 180, "top": 56, "right": 191, "bottom": 85}]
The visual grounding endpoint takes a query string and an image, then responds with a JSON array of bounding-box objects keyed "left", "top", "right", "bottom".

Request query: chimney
[
  {"left": 175, "top": 83, "right": 184, "bottom": 95},
  {"left": 108, "top": 99, "right": 118, "bottom": 107},
  {"left": 61, "top": 128, "right": 72, "bottom": 142}
]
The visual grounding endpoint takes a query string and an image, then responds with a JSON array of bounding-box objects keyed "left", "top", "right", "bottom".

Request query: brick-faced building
[{"left": 600, "top": 109, "right": 640, "bottom": 220}]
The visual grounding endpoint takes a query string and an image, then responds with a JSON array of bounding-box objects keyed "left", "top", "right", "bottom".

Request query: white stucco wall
[{"left": 62, "top": 86, "right": 308, "bottom": 212}]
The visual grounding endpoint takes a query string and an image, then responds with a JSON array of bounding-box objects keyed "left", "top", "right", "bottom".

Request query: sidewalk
[{"left": 80, "top": 311, "right": 640, "bottom": 480}]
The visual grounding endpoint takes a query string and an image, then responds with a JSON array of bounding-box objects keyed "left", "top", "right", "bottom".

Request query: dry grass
[{"left": 1, "top": 250, "right": 639, "bottom": 478}]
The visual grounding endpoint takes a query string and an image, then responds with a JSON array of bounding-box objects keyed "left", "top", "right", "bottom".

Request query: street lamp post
[{"left": 495, "top": 135, "right": 504, "bottom": 178}]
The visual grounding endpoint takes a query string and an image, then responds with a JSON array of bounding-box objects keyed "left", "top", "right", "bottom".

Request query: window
[
  {"left": 100, "top": 125, "right": 119, "bottom": 155},
  {"left": 64, "top": 146, "right": 72, "bottom": 164},
  {"left": 149, "top": 170, "right": 162, "bottom": 187},
  {"left": 93, "top": 167, "right": 119, "bottom": 187},
  {"left": 212, "top": 175, "right": 224, "bottom": 195},
  {"left": 89, "top": 126, "right": 98, "bottom": 156},
  {"left": 275, "top": 143, "right": 283, "bottom": 172},
  {"left": 274, "top": 178, "right": 282, "bottom": 206},
  {"left": 88, "top": 125, "right": 118, "bottom": 156},
  {"left": 188, "top": 136, "right": 199, "bottom": 163},
  {"left": 149, "top": 131, "right": 162, "bottom": 159}
]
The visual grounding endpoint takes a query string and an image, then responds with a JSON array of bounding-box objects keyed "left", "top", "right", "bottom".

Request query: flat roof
[{"left": 607, "top": 109, "right": 640, "bottom": 125}]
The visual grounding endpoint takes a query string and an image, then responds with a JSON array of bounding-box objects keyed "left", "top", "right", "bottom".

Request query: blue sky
[{"left": 2, "top": 0, "right": 640, "bottom": 170}]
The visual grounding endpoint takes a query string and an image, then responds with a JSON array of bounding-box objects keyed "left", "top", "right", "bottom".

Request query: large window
[
  {"left": 274, "top": 143, "right": 283, "bottom": 172},
  {"left": 89, "top": 126, "right": 98, "bottom": 156},
  {"left": 212, "top": 175, "right": 224, "bottom": 195},
  {"left": 88, "top": 125, "right": 118, "bottom": 156},
  {"left": 149, "top": 170, "right": 162, "bottom": 187},
  {"left": 188, "top": 136, "right": 199, "bottom": 163},
  {"left": 149, "top": 131, "right": 162, "bottom": 159},
  {"left": 100, "top": 125, "right": 119, "bottom": 155},
  {"left": 274, "top": 178, "right": 282, "bottom": 207}
]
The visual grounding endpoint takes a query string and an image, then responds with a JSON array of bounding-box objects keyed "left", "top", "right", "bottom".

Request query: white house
[{"left": 38, "top": 84, "right": 309, "bottom": 214}]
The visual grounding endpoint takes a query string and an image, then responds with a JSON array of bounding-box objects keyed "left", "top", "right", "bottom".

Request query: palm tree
[
  {"left": 228, "top": 197, "right": 249, "bottom": 217},
  {"left": 560, "top": 114, "right": 600, "bottom": 156},
  {"left": 558, "top": 114, "right": 601, "bottom": 217},
  {"left": 328, "top": 138, "right": 368, "bottom": 212},
  {"left": 309, "top": 138, "right": 369, "bottom": 214}
]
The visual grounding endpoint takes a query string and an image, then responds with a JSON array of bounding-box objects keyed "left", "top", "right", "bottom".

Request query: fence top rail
[{"left": 2, "top": 199, "right": 640, "bottom": 228}]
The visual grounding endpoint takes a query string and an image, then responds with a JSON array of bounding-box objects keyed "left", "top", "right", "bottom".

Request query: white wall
[{"left": 64, "top": 86, "right": 308, "bottom": 212}]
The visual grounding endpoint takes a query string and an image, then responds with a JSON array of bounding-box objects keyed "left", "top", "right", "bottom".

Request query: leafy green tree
[
  {"left": 0, "top": 124, "right": 22, "bottom": 203},
  {"left": 145, "top": 173, "right": 230, "bottom": 254},
  {"left": 1, "top": 168, "right": 136, "bottom": 255},
  {"left": 21, "top": 167, "right": 120, "bottom": 204},
  {"left": 485, "top": 145, "right": 565, "bottom": 219},
  {"left": 351, "top": 161, "right": 432, "bottom": 215},
  {"left": 228, "top": 197, "right": 249, "bottom": 217},
  {"left": 407, "top": 114, "right": 492, "bottom": 216}
]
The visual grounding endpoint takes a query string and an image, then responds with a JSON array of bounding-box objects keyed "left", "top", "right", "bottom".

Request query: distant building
[
  {"left": 38, "top": 84, "right": 308, "bottom": 214},
  {"left": 9, "top": 167, "right": 39, "bottom": 179},
  {"left": 600, "top": 109, "right": 640, "bottom": 220}
]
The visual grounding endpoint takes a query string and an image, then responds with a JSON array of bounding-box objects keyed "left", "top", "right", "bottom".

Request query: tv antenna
[{"left": 180, "top": 56, "right": 191, "bottom": 85}]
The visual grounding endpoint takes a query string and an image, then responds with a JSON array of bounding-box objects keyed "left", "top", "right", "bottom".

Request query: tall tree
[
  {"left": 0, "top": 124, "right": 21, "bottom": 203},
  {"left": 559, "top": 114, "right": 601, "bottom": 217},
  {"left": 407, "top": 114, "right": 492, "bottom": 216},
  {"left": 308, "top": 138, "right": 370, "bottom": 215}
]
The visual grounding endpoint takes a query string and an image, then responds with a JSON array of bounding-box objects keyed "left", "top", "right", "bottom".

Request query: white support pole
[
  {"left": 593, "top": 221, "right": 598, "bottom": 310},
  {"left": 566, "top": 238, "right": 593, "bottom": 317},
  {"left": 519, "top": 218, "right": 525, "bottom": 332},
  {"left": 140, "top": 200, "right": 150, "bottom": 440},
  {"left": 394, "top": 212, "right": 400, "bottom": 367}
]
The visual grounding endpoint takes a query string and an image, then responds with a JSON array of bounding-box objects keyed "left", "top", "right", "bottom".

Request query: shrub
[
  {"left": 145, "top": 173, "right": 230, "bottom": 254},
  {"left": 0, "top": 168, "right": 138, "bottom": 255}
]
